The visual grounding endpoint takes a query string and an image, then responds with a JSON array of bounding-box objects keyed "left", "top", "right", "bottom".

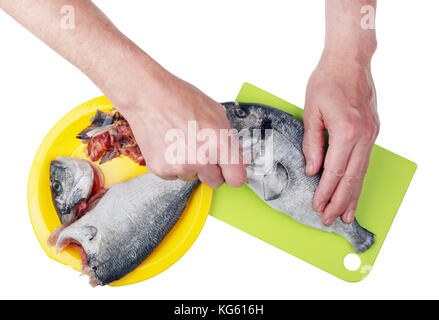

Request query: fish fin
[
  {"left": 77, "top": 110, "right": 114, "bottom": 140},
  {"left": 262, "top": 162, "right": 289, "bottom": 201},
  {"left": 349, "top": 219, "right": 375, "bottom": 253},
  {"left": 99, "top": 149, "right": 120, "bottom": 164},
  {"left": 76, "top": 124, "right": 96, "bottom": 140},
  {"left": 77, "top": 125, "right": 113, "bottom": 141},
  {"left": 91, "top": 110, "right": 114, "bottom": 126}
]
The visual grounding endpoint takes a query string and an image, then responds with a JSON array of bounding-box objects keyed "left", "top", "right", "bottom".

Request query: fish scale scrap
[{"left": 78, "top": 110, "right": 145, "bottom": 166}]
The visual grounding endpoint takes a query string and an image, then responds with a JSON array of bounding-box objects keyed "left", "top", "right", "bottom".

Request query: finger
[
  {"left": 218, "top": 131, "right": 247, "bottom": 187},
  {"left": 341, "top": 182, "right": 362, "bottom": 224},
  {"left": 302, "top": 113, "right": 325, "bottom": 176},
  {"left": 178, "top": 173, "right": 199, "bottom": 182},
  {"left": 220, "top": 163, "right": 246, "bottom": 187},
  {"left": 147, "top": 164, "right": 179, "bottom": 181},
  {"left": 340, "top": 144, "right": 373, "bottom": 223},
  {"left": 173, "top": 165, "right": 198, "bottom": 182},
  {"left": 313, "top": 134, "right": 355, "bottom": 214},
  {"left": 156, "top": 173, "right": 178, "bottom": 181},
  {"left": 197, "top": 164, "right": 225, "bottom": 189},
  {"left": 321, "top": 143, "right": 369, "bottom": 225}
]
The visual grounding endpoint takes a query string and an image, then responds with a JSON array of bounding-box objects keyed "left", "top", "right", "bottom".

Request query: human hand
[
  {"left": 0, "top": 0, "right": 247, "bottom": 189},
  {"left": 109, "top": 59, "right": 247, "bottom": 189},
  {"left": 303, "top": 52, "right": 379, "bottom": 225}
]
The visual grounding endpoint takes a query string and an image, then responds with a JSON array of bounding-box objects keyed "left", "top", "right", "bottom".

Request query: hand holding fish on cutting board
[{"left": 303, "top": 0, "right": 379, "bottom": 226}]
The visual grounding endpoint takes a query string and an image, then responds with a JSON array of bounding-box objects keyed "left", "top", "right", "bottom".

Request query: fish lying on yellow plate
[{"left": 28, "top": 96, "right": 212, "bottom": 287}]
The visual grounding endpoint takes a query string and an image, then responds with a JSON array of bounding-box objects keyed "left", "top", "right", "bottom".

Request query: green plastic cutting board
[{"left": 210, "top": 83, "right": 417, "bottom": 282}]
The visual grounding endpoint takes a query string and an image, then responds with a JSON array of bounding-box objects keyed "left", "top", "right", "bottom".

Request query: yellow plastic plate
[{"left": 28, "top": 96, "right": 213, "bottom": 286}]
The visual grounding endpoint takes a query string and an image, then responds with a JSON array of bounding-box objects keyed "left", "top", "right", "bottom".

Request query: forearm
[
  {"left": 0, "top": 0, "right": 164, "bottom": 108},
  {"left": 324, "top": 0, "right": 377, "bottom": 65},
  {"left": 0, "top": 0, "right": 247, "bottom": 188}
]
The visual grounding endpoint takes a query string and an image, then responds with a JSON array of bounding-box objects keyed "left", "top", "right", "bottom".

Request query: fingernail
[
  {"left": 324, "top": 217, "right": 333, "bottom": 226},
  {"left": 306, "top": 161, "right": 314, "bottom": 175},
  {"left": 347, "top": 210, "right": 355, "bottom": 224}
]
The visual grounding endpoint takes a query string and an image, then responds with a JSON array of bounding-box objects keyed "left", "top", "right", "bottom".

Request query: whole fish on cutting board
[
  {"left": 50, "top": 157, "right": 199, "bottom": 286},
  {"left": 222, "top": 102, "right": 374, "bottom": 253}
]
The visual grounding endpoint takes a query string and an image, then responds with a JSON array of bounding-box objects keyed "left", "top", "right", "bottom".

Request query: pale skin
[
  {"left": 0, "top": 0, "right": 378, "bottom": 225},
  {"left": 304, "top": 0, "right": 379, "bottom": 225}
]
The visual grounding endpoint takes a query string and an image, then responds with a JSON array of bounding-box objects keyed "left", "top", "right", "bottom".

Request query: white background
[{"left": 0, "top": 0, "right": 437, "bottom": 299}]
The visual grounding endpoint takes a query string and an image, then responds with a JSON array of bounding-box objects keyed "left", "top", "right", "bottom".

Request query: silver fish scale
[
  {"left": 224, "top": 102, "right": 375, "bottom": 253},
  {"left": 56, "top": 174, "right": 199, "bottom": 285}
]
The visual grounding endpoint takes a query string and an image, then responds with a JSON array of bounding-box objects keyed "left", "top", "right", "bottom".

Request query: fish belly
[{"left": 57, "top": 174, "right": 199, "bottom": 285}]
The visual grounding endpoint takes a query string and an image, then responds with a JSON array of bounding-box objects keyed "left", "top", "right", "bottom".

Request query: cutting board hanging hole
[{"left": 344, "top": 253, "right": 361, "bottom": 271}]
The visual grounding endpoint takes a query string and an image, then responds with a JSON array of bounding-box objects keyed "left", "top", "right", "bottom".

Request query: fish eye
[
  {"left": 52, "top": 181, "right": 63, "bottom": 194},
  {"left": 234, "top": 106, "right": 248, "bottom": 118}
]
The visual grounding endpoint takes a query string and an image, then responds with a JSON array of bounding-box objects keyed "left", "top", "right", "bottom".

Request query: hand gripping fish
[
  {"left": 75, "top": 105, "right": 374, "bottom": 253},
  {"left": 49, "top": 157, "right": 199, "bottom": 286},
  {"left": 222, "top": 102, "right": 374, "bottom": 253}
]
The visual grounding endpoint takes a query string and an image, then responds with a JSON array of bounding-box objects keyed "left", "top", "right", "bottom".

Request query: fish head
[
  {"left": 50, "top": 157, "right": 96, "bottom": 225},
  {"left": 222, "top": 102, "right": 272, "bottom": 133},
  {"left": 222, "top": 102, "right": 274, "bottom": 167}
]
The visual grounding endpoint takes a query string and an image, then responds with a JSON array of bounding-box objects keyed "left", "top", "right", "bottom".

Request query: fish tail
[
  {"left": 91, "top": 110, "right": 114, "bottom": 126},
  {"left": 77, "top": 110, "right": 115, "bottom": 140},
  {"left": 348, "top": 219, "right": 375, "bottom": 254},
  {"left": 99, "top": 148, "right": 120, "bottom": 164},
  {"left": 76, "top": 124, "right": 96, "bottom": 140}
]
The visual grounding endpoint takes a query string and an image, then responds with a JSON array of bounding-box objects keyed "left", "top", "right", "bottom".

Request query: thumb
[{"left": 302, "top": 109, "right": 325, "bottom": 176}]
